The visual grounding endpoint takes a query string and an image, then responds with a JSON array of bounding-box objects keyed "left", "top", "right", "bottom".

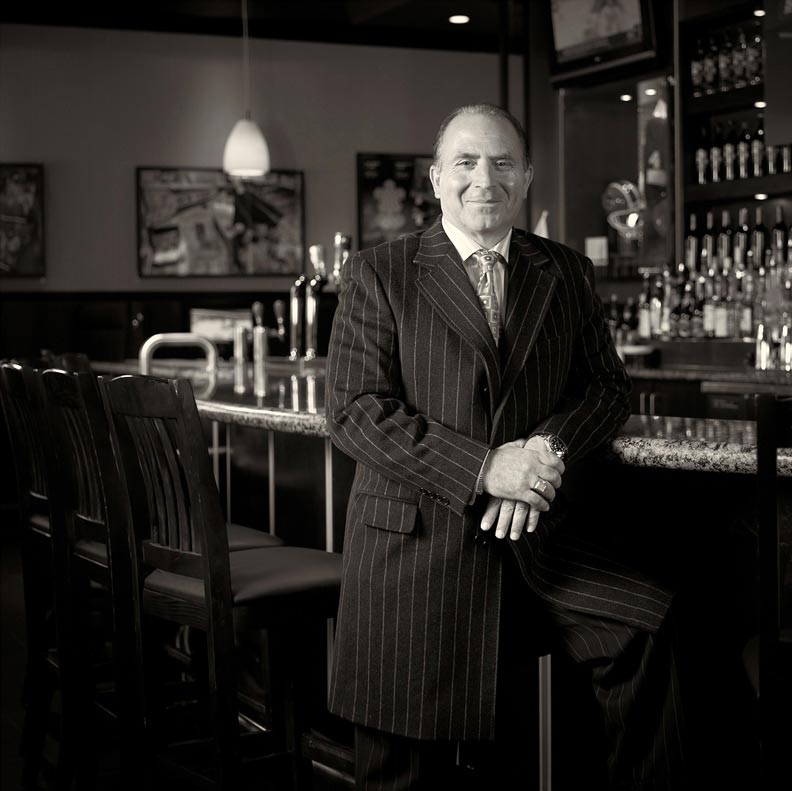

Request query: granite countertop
[
  {"left": 93, "top": 359, "right": 791, "bottom": 476},
  {"left": 625, "top": 365, "right": 792, "bottom": 384}
]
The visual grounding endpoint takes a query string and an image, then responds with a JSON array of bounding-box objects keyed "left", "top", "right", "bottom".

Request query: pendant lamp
[{"left": 223, "top": 0, "right": 270, "bottom": 178}]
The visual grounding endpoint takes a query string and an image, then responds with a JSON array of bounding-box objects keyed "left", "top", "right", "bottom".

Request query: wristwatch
[{"left": 534, "top": 433, "right": 568, "bottom": 460}]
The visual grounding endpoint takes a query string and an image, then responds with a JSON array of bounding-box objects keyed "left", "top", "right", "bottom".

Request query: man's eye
[
  {"left": 457, "top": 159, "right": 475, "bottom": 167},
  {"left": 496, "top": 160, "right": 513, "bottom": 168}
]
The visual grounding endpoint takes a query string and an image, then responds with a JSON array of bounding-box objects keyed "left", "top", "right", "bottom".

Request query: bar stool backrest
[
  {"left": 98, "top": 374, "right": 234, "bottom": 626},
  {"left": 40, "top": 369, "right": 145, "bottom": 742},
  {"left": 0, "top": 363, "right": 50, "bottom": 522}
]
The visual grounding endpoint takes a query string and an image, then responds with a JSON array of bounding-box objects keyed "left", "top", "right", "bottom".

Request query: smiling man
[{"left": 326, "top": 104, "right": 687, "bottom": 790}]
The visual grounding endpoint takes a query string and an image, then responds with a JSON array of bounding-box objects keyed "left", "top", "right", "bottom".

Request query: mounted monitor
[{"left": 549, "top": 0, "right": 657, "bottom": 84}]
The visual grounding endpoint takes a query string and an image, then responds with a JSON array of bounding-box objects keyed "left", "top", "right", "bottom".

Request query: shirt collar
[{"left": 441, "top": 216, "right": 512, "bottom": 265}]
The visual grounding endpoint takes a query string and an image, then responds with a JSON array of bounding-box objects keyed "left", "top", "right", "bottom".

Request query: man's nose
[{"left": 472, "top": 160, "right": 496, "bottom": 187}]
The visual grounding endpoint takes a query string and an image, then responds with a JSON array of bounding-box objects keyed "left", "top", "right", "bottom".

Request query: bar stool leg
[{"left": 538, "top": 653, "right": 552, "bottom": 791}]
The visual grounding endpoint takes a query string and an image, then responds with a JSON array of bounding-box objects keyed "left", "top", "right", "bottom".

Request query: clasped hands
[{"left": 479, "top": 436, "right": 565, "bottom": 541}]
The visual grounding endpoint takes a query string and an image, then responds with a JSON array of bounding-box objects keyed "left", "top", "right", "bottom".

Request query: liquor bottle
[
  {"left": 692, "top": 274, "right": 706, "bottom": 338},
  {"left": 745, "top": 23, "right": 763, "bottom": 85},
  {"left": 751, "top": 206, "right": 767, "bottom": 270},
  {"left": 638, "top": 273, "right": 652, "bottom": 340},
  {"left": 772, "top": 206, "right": 788, "bottom": 265},
  {"left": 710, "top": 121, "right": 723, "bottom": 183},
  {"left": 669, "top": 283, "right": 683, "bottom": 339},
  {"left": 782, "top": 144, "right": 792, "bottom": 174},
  {"left": 621, "top": 297, "right": 637, "bottom": 344},
  {"left": 735, "top": 207, "right": 750, "bottom": 267},
  {"left": 765, "top": 140, "right": 777, "bottom": 175},
  {"left": 718, "top": 30, "right": 733, "bottom": 92},
  {"left": 714, "top": 271, "right": 729, "bottom": 338},
  {"left": 685, "top": 213, "right": 700, "bottom": 275},
  {"left": 739, "top": 271, "right": 754, "bottom": 339},
  {"left": 690, "top": 38, "right": 705, "bottom": 98},
  {"left": 752, "top": 114, "right": 765, "bottom": 178},
  {"left": 703, "top": 36, "right": 719, "bottom": 94},
  {"left": 695, "top": 125, "right": 710, "bottom": 185},
  {"left": 651, "top": 274, "right": 664, "bottom": 338},
  {"left": 732, "top": 27, "right": 748, "bottom": 89},
  {"left": 737, "top": 122, "right": 751, "bottom": 179},
  {"left": 607, "top": 294, "right": 621, "bottom": 343},
  {"left": 723, "top": 119, "right": 737, "bottom": 181},
  {"left": 726, "top": 272, "right": 739, "bottom": 338},
  {"left": 717, "top": 209, "right": 733, "bottom": 270},
  {"left": 660, "top": 269, "right": 674, "bottom": 338},
  {"left": 703, "top": 268, "right": 716, "bottom": 338},
  {"left": 700, "top": 211, "right": 716, "bottom": 273},
  {"left": 677, "top": 281, "right": 695, "bottom": 338}
]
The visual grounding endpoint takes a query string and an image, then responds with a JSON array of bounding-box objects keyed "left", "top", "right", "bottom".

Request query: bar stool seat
[
  {"left": 144, "top": 545, "right": 341, "bottom": 610},
  {"left": 227, "top": 523, "right": 283, "bottom": 551}
]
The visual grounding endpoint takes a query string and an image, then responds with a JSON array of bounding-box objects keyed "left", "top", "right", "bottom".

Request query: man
[{"left": 325, "top": 104, "right": 685, "bottom": 789}]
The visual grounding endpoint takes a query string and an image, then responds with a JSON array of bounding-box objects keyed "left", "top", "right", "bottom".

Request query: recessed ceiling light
[
  {"left": 753, "top": 9, "right": 766, "bottom": 16},
  {"left": 754, "top": 193, "right": 768, "bottom": 200},
  {"left": 620, "top": 94, "right": 633, "bottom": 102},
  {"left": 754, "top": 100, "right": 767, "bottom": 108},
  {"left": 644, "top": 88, "right": 657, "bottom": 96},
  {"left": 449, "top": 14, "right": 470, "bottom": 24}
]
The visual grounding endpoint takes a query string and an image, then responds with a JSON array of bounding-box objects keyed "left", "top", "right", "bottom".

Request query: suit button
[
  {"left": 482, "top": 385, "right": 488, "bottom": 393},
  {"left": 441, "top": 496, "right": 450, "bottom": 506},
  {"left": 419, "top": 487, "right": 428, "bottom": 495}
]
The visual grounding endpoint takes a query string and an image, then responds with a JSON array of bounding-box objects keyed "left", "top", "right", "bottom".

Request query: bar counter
[{"left": 94, "top": 359, "right": 792, "bottom": 477}]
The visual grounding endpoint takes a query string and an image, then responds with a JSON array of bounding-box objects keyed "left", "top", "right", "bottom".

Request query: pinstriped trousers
[{"left": 354, "top": 564, "right": 688, "bottom": 791}]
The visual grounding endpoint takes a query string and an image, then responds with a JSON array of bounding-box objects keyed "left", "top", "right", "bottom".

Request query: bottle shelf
[
  {"left": 685, "top": 172, "right": 791, "bottom": 205},
  {"left": 684, "top": 83, "right": 763, "bottom": 115}
]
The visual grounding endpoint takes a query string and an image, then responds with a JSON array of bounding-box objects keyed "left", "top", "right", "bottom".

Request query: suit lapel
[
  {"left": 415, "top": 220, "right": 501, "bottom": 413},
  {"left": 494, "top": 233, "right": 561, "bottom": 429}
]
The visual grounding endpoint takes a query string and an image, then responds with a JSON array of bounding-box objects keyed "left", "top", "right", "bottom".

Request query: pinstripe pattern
[{"left": 325, "top": 219, "right": 671, "bottom": 741}]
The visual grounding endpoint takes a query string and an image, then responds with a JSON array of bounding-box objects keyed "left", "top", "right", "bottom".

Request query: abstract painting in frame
[
  {"left": 137, "top": 167, "right": 305, "bottom": 277},
  {"left": 357, "top": 153, "right": 440, "bottom": 248},
  {"left": 0, "top": 163, "right": 45, "bottom": 277}
]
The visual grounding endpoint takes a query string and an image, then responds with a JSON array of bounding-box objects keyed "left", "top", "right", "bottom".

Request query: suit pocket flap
[{"left": 356, "top": 492, "right": 418, "bottom": 534}]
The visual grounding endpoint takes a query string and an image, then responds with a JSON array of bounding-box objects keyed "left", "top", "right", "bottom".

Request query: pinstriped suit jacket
[{"left": 325, "top": 219, "right": 673, "bottom": 741}]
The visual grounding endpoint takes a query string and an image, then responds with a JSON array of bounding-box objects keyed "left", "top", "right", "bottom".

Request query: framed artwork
[
  {"left": 357, "top": 153, "right": 440, "bottom": 248},
  {"left": 137, "top": 167, "right": 304, "bottom": 277},
  {"left": 0, "top": 163, "right": 45, "bottom": 277}
]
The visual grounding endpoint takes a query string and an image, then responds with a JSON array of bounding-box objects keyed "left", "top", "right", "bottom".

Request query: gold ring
[{"left": 531, "top": 478, "right": 549, "bottom": 496}]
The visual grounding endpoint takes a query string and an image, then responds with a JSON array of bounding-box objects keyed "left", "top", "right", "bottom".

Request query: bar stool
[
  {"left": 744, "top": 393, "right": 792, "bottom": 784},
  {"left": 98, "top": 373, "right": 343, "bottom": 789},
  {"left": 0, "top": 362, "right": 59, "bottom": 789}
]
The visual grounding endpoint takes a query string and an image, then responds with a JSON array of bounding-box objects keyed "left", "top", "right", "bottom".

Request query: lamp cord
[{"left": 242, "top": 0, "right": 251, "bottom": 119}]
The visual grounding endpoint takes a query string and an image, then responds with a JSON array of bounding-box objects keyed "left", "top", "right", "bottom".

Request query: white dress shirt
[{"left": 441, "top": 216, "right": 511, "bottom": 324}]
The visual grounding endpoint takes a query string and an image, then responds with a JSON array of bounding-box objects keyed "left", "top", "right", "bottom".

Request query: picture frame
[
  {"left": 357, "top": 153, "right": 440, "bottom": 249},
  {"left": 136, "top": 167, "right": 305, "bottom": 277},
  {"left": 0, "top": 163, "right": 45, "bottom": 277}
]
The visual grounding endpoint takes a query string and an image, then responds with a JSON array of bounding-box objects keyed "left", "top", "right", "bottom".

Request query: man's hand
[{"left": 479, "top": 436, "right": 565, "bottom": 540}]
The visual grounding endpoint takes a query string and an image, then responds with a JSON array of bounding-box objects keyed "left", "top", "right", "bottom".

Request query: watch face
[{"left": 539, "top": 434, "right": 566, "bottom": 459}]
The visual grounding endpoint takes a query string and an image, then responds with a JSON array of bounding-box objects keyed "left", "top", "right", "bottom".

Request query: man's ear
[
  {"left": 429, "top": 164, "right": 441, "bottom": 199},
  {"left": 522, "top": 165, "right": 534, "bottom": 198}
]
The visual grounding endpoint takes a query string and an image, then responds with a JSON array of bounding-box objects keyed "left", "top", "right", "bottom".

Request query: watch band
[{"left": 534, "top": 432, "right": 567, "bottom": 460}]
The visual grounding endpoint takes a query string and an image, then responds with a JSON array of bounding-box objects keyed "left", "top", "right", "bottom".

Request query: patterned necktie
[{"left": 473, "top": 249, "right": 501, "bottom": 345}]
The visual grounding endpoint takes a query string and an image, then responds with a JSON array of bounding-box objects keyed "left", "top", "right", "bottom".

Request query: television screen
[{"left": 549, "top": 0, "right": 655, "bottom": 82}]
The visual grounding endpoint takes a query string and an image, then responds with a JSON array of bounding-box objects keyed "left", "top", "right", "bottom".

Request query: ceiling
[{"left": 1, "top": 0, "right": 529, "bottom": 53}]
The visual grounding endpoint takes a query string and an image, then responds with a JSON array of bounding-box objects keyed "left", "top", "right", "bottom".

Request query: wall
[{"left": 0, "top": 24, "right": 525, "bottom": 293}]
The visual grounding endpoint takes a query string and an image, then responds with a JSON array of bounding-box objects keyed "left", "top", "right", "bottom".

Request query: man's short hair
[{"left": 432, "top": 104, "right": 531, "bottom": 169}]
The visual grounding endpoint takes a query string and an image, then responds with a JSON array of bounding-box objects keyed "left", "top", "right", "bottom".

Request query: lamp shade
[{"left": 222, "top": 118, "right": 270, "bottom": 178}]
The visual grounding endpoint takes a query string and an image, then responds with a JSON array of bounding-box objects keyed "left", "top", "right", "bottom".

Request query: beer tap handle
[
  {"left": 251, "top": 300, "right": 265, "bottom": 328},
  {"left": 272, "top": 299, "right": 287, "bottom": 340}
]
